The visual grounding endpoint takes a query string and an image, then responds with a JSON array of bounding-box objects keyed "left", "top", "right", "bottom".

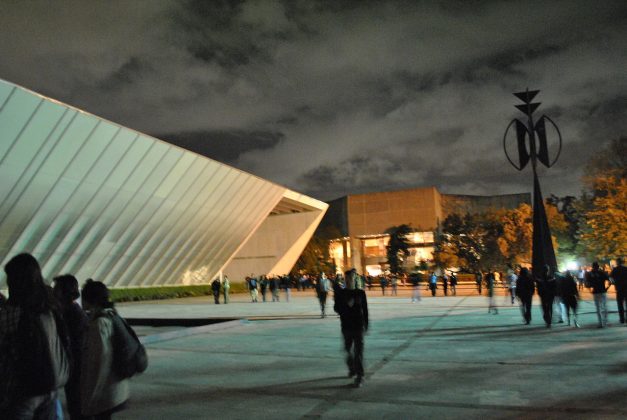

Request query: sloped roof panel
[{"left": 0, "top": 79, "right": 293, "bottom": 287}]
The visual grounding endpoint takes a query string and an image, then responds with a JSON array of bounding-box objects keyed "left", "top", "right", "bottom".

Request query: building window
[{"left": 363, "top": 237, "right": 388, "bottom": 257}]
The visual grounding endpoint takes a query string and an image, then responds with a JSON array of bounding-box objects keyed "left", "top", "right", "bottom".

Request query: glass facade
[{"left": 0, "top": 80, "right": 326, "bottom": 288}]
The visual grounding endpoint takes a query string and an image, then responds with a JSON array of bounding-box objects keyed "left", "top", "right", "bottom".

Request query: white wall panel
[{"left": 0, "top": 80, "right": 327, "bottom": 289}]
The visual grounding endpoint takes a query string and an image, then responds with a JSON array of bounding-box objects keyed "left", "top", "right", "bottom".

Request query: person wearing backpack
[
  {"left": 80, "top": 280, "right": 130, "bottom": 419},
  {"left": 0, "top": 253, "right": 70, "bottom": 419}
]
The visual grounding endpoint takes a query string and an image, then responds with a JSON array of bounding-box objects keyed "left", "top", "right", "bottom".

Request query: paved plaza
[{"left": 109, "top": 288, "right": 626, "bottom": 419}]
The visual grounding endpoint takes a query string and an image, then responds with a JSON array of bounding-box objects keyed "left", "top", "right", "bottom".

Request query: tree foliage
[
  {"left": 434, "top": 211, "right": 505, "bottom": 272},
  {"left": 291, "top": 234, "right": 335, "bottom": 276},
  {"left": 578, "top": 137, "right": 627, "bottom": 262},
  {"left": 434, "top": 203, "right": 568, "bottom": 272},
  {"left": 384, "top": 224, "right": 413, "bottom": 275},
  {"left": 578, "top": 175, "right": 627, "bottom": 261}
]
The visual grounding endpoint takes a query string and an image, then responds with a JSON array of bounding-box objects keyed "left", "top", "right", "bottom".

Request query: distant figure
[
  {"left": 610, "top": 258, "right": 627, "bottom": 324},
  {"left": 379, "top": 276, "right": 387, "bottom": 296},
  {"left": 557, "top": 271, "right": 580, "bottom": 327},
  {"left": 260, "top": 275, "right": 269, "bottom": 302},
  {"left": 53, "top": 274, "right": 89, "bottom": 420},
  {"left": 577, "top": 268, "right": 586, "bottom": 291},
  {"left": 223, "top": 276, "right": 230, "bottom": 304},
  {"left": 270, "top": 276, "right": 280, "bottom": 302},
  {"left": 475, "top": 271, "right": 483, "bottom": 295},
  {"left": 80, "top": 280, "right": 130, "bottom": 418},
  {"left": 449, "top": 272, "right": 457, "bottom": 296},
  {"left": 282, "top": 275, "right": 291, "bottom": 302},
  {"left": 334, "top": 270, "right": 369, "bottom": 388},
  {"left": 211, "top": 278, "right": 221, "bottom": 304},
  {"left": 536, "top": 265, "right": 556, "bottom": 327},
  {"left": 0, "top": 253, "right": 70, "bottom": 419},
  {"left": 516, "top": 267, "right": 534, "bottom": 324},
  {"left": 441, "top": 273, "right": 449, "bottom": 296},
  {"left": 390, "top": 275, "right": 398, "bottom": 296},
  {"left": 586, "top": 262, "right": 610, "bottom": 328},
  {"left": 247, "top": 276, "right": 258, "bottom": 303},
  {"left": 410, "top": 272, "right": 422, "bottom": 303},
  {"left": 506, "top": 267, "right": 517, "bottom": 304},
  {"left": 317, "top": 273, "right": 331, "bottom": 318},
  {"left": 429, "top": 272, "right": 437, "bottom": 297},
  {"left": 486, "top": 271, "right": 498, "bottom": 314}
]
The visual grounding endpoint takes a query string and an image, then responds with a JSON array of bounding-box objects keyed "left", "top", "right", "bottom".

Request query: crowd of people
[
  {"left": 0, "top": 253, "right": 134, "bottom": 419},
  {"left": 473, "top": 259, "right": 626, "bottom": 329}
]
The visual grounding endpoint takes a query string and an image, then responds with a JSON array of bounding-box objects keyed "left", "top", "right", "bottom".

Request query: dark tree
[{"left": 384, "top": 224, "right": 413, "bottom": 275}]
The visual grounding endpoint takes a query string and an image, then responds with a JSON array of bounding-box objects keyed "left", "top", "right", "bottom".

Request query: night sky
[{"left": 1, "top": 1, "right": 626, "bottom": 201}]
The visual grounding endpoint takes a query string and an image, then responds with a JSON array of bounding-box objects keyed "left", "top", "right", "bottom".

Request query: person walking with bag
[
  {"left": 0, "top": 253, "right": 70, "bottom": 419},
  {"left": 80, "top": 280, "right": 130, "bottom": 419}
]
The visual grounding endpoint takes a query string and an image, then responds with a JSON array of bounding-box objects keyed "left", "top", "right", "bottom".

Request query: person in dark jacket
[
  {"left": 610, "top": 258, "right": 627, "bottom": 324},
  {"left": 516, "top": 267, "right": 535, "bottom": 324},
  {"left": 53, "top": 274, "right": 89, "bottom": 420},
  {"left": 334, "top": 270, "right": 369, "bottom": 388},
  {"left": 586, "top": 262, "right": 610, "bottom": 328},
  {"left": 536, "top": 265, "right": 557, "bottom": 328},
  {"left": 1, "top": 253, "right": 70, "bottom": 419},
  {"left": 211, "top": 278, "right": 221, "bottom": 304},
  {"left": 556, "top": 271, "right": 580, "bottom": 327}
]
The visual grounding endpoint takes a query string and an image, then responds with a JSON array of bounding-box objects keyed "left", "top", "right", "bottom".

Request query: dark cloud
[
  {"left": 0, "top": 0, "right": 625, "bottom": 202},
  {"left": 157, "top": 130, "right": 283, "bottom": 164}
]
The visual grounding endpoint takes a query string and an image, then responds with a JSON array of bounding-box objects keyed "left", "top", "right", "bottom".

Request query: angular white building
[{"left": 0, "top": 80, "right": 327, "bottom": 288}]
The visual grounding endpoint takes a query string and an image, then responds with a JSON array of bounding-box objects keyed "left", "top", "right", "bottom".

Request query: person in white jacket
[{"left": 80, "top": 280, "right": 129, "bottom": 419}]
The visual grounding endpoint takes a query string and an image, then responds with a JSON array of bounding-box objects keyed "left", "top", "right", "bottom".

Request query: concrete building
[
  {"left": 0, "top": 79, "right": 327, "bottom": 289},
  {"left": 319, "top": 187, "right": 530, "bottom": 275}
]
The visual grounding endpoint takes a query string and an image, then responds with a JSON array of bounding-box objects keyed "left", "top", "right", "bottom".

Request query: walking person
[
  {"left": 586, "top": 262, "right": 610, "bottom": 328},
  {"left": 410, "top": 272, "right": 422, "bottom": 302},
  {"left": 557, "top": 271, "right": 580, "bottom": 327},
  {"left": 53, "top": 274, "right": 89, "bottom": 420},
  {"left": 80, "top": 280, "right": 130, "bottom": 419},
  {"left": 516, "top": 267, "right": 534, "bottom": 324},
  {"left": 247, "top": 276, "right": 258, "bottom": 303},
  {"left": 317, "top": 273, "right": 331, "bottom": 318},
  {"left": 536, "top": 265, "right": 556, "bottom": 328},
  {"left": 450, "top": 272, "right": 457, "bottom": 296},
  {"left": 270, "top": 276, "right": 280, "bottom": 302},
  {"left": 211, "top": 278, "right": 221, "bottom": 304},
  {"left": 475, "top": 271, "right": 483, "bottom": 295},
  {"left": 379, "top": 275, "right": 387, "bottom": 296},
  {"left": 334, "top": 270, "right": 369, "bottom": 388},
  {"left": 610, "top": 258, "right": 627, "bottom": 324},
  {"left": 442, "top": 272, "right": 449, "bottom": 296},
  {"left": 506, "top": 266, "right": 517, "bottom": 304},
  {"left": 259, "top": 275, "right": 269, "bottom": 302},
  {"left": 282, "top": 275, "right": 291, "bottom": 302},
  {"left": 223, "top": 275, "right": 230, "bottom": 304},
  {"left": 429, "top": 272, "right": 437, "bottom": 297},
  {"left": 486, "top": 271, "right": 498, "bottom": 314},
  {"left": 390, "top": 275, "right": 398, "bottom": 296}
]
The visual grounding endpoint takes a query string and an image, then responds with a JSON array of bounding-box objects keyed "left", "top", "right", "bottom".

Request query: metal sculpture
[{"left": 503, "top": 89, "right": 562, "bottom": 278}]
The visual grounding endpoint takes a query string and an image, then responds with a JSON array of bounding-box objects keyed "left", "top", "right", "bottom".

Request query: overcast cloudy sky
[{"left": 1, "top": 0, "right": 626, "bottom": 201}]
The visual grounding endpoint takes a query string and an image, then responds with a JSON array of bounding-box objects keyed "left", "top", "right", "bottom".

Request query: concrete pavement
[{"left": 108, "top": 289, "right": 627, "bottom": 419}]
